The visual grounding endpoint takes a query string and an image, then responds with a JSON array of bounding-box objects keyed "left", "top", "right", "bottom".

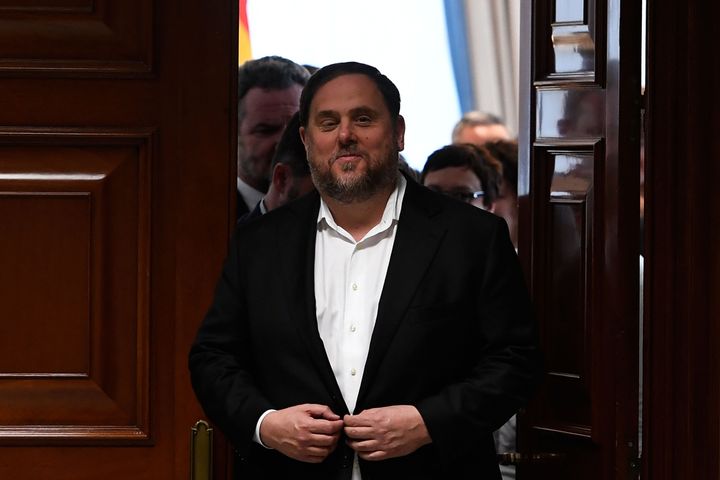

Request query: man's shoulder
[
  {"left": 233, "top": 191, "right": 319, "bottom": 239},
  {"left": 405, "top": 179, "right": 504, "bottom": 231}
]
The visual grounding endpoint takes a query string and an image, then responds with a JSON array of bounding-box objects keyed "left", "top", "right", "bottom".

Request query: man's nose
[{"left": 338, "top": 121, "right": 357, "bottom": 145}]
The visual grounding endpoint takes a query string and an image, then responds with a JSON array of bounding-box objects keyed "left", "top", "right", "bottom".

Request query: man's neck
[
  {"left": 322, "top": 184, "right": 395, "bottom": 242},
  {"left": 263, "top": 188, "right": 279, "bottom": 212}
]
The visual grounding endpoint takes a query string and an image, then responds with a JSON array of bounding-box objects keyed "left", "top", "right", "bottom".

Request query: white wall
[
  {"left": 246, "top": 0, "right": 462, "bottom": 171},
  {"left": 464, "top": 0, "right": 520, "bottom": 136}
]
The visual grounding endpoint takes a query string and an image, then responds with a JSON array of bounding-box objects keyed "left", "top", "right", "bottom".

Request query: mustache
[{"left": 330, "top": 147, "right": 367, "bottom": 164}]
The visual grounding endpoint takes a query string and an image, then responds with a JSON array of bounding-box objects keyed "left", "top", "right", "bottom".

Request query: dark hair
[
  {"left": 299, "top": 61, "right": 401, "bottom": 127},
  {"left": 270, "top": 112, "right": 309, "bottom": 177},
  {"left": 303, "top": 64, "right": 319, "bottom": 75},
  {"left": 421, "top": 144, "right": 502, "bottom": 207},
  {"left": 485, "top": 139, "right": 519, "bottom": 196},
  {"left": 238, "top": 56, "right": 310, "bottom": 118},
  {"left": 451, "top": 111, "right": 506, "bottom": 142}
]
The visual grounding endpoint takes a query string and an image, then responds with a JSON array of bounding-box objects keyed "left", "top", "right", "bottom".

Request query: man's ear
[{"left": 272, "top": 163, "right": 290, "bottom": 192}]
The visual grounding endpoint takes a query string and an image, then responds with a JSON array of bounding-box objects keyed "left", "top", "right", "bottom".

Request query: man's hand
[
  {"left": 260, "top": 404, "right": 344, "bottom": 463},
  {"left": 344, "top": 405, "right": 432, "bottom": 461}
]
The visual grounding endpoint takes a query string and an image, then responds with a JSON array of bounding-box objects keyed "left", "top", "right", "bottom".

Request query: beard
[
  {"left": 309, "top": 147, "right": 399, "bottom": 204},
  {"left": 237, "top": 144, "right": 271, "bottom": 192}
]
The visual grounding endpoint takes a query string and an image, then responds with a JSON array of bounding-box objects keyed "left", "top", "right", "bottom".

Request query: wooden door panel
[
  {"left": 0, "top": 0, "right": 153, "bottom": 75},
  {"left": 519, "top": 0, "right": 640, "bottom": 478},
  {"left": 0, "top": 0, "right": 236, "bottom": 477},
  {"left": 0, "top": 130, "right": 152, "bottom": 443},
  {"left": 532, "top": 146, "right": 596, "bottom": 437}
]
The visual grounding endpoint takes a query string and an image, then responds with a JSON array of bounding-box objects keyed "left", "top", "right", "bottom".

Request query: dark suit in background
[{"left": 236, "top": 194, "right": 251, "bottom": 220}]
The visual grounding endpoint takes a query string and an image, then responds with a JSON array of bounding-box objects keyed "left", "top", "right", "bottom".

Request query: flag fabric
[{"left": 239, "top": 0, "right": 252, "bottom": 64}]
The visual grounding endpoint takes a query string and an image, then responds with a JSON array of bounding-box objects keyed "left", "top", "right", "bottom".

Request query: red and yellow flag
[{"left": 239, "top": 0, "right": 252, "bottom": 64}]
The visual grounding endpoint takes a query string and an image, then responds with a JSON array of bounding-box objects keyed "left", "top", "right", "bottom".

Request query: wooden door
[
  {"left": 642, "top": 1, "right": 720, "bottom": 478},
  {"left": 516, "top": 0, "right": 641, "bottom": 478},
  {"left": 0, "top": 1, "right": 236, "bottom": 478}
]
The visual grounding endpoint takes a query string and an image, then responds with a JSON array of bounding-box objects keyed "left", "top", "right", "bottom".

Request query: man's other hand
[{"left": 344, "top": 405, "right": 432, "bottom": 461}]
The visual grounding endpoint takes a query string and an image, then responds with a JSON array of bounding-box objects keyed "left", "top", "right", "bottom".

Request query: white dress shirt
[
  {"left": 315, "top": 174, "right": 406, "bottom": 414},
  {"left": 315, "top": 174, "right": 406, "bottom": 480},
  {"left": 237, "top": 176, "right": 264, "bottom": 212}
]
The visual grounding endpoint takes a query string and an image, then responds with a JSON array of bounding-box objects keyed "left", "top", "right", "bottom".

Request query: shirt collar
[
  {"left": 317, "top": 173, "right": 407, "bottom": 241},
  {"left": 237, "top": 176, "right": 265, "bottom": 211}
]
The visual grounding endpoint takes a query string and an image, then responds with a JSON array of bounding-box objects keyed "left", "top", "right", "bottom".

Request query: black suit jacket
[
  {"left": 190, "top": 178, "right": 542, "bottom": 479},
  {"left": 237, "top": 201, "right": 262, "bottom": 226},
  {"left": 236, "top": 191, "right": 251, "bottom": 220}
]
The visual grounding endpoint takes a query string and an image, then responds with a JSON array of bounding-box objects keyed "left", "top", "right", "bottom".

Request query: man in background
[
  {"left": 236, "top": 56, "right": 310, "bottom": 217},
  {"left": 485, "top": 140, "right": 519, "bottom": 249},
  {"left": 451, "top": 111, "right": 511, "bottom": 146},
  {"left": 420, "top": 143, "right": 502, "bottom": 213},
  {"left": 239, "top": 112, "right": 315, "bottom": 222}
]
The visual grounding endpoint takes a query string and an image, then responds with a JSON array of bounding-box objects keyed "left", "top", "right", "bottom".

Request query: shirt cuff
[{"left": 252, "top": 409, "right": 276, "bottom": 449}]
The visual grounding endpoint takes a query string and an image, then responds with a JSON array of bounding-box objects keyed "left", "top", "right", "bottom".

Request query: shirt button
[
  {"left": 351, "top": 368, "right": 357, "bottom": 376},
  {"left": 352, "top": 283, "right": 358, "bottom": 291},
  {"left": 350, "top": 325, "right": 357, "bottom": 332}
]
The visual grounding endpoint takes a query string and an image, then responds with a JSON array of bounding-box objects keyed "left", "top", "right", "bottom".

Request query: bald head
[{"left": 451, "top": 111, "right": 511, "bottom": 146}]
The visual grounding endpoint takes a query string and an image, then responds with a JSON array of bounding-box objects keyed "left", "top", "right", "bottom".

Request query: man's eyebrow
[
  {"left": 349, "top": 106, "right": 379, "bottom": 116},
  {"left": 249, "top": 121, "right": 284, "bottom": 132},
  {"left": 314, "top": 110, "right": 338, "bottom": 118}
]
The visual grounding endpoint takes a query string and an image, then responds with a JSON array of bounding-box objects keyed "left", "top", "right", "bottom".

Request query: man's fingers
[
  {"left": 309, "top": 418, "right": 344, "bottom": 435},
  {"left": 343, "top": 425, "right": 374, "bottom": 439},
  {"left": 343, "top": 413, "right": 374, "bottom": 427},
  {"left": 304, "top": 432, "right": 340, "bottom": 448},
  {"left": 346, "top": 438, "right": 379, "bottom": 452},
  {"left": 304, "top": 404, "right": 341, "bottom": 420},
  {"left": 304, "top": 445, "right": 335, "bottom": 456},
  {"left": 357, "top": 450, "right": 387, "bottom": 461}
]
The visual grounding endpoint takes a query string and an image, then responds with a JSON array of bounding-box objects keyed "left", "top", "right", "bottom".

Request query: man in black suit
[
  {"left": 236, "top": 56, "right": 310, "bottom": 218},
  {"left": 190, "top": 62, "right": 542, "bottom": 480},
  {"left": 239, "top": 112, "right": 315, "bottom": 224}
]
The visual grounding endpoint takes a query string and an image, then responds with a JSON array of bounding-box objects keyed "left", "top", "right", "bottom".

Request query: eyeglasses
[{"left": 427, "top": 186, "right": 484, "bottom": 204}]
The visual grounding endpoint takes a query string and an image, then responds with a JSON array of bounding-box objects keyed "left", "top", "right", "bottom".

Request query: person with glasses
[{"left": 420, "top": 143, "right": 502, "bottom": 212}]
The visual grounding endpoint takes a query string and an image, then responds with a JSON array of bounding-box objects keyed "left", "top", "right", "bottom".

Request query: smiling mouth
[{"left": 334, "top": 152, "right": 362, "bottom": 161}]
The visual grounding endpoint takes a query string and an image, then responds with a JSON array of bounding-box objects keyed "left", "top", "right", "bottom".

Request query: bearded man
[{"left": 189, "top": 62, "right": 542, "bottom": 480}]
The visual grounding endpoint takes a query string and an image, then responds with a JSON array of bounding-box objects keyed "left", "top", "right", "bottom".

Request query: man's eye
[
  {"left": 356, "top": 116, "right": 372, "bottom": 125},
  {"left": 252, "top": 126, "right": 279, "bottom": 136},
  {"left": 319, "top": 119, "right": 338, "bottom": 129}
]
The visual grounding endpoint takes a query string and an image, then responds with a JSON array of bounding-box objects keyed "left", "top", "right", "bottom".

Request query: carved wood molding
[
  {"left": 0, "top": 0, "right": 153, "bottom": 76},
  {"left": 0, "top": 127, "right": 155, "bottom": 444}
]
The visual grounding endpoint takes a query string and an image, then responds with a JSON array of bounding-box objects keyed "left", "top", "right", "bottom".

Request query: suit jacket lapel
[
  {"left": 356, "top": 180, "right": 447, "bottom": 408},
  {"left": 276, "top": 193, "right": 349, "bottom": 413}
]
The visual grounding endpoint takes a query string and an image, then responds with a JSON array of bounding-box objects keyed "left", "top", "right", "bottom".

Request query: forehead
[
  {"left": 423, "top": 165, "right": 482, "bottom": 189},
  {"left": 241, "top": 85, "right": 302, "bottom": 122},
  {"left": 310, "top": 74, "right": 386, "bottom": 114}
]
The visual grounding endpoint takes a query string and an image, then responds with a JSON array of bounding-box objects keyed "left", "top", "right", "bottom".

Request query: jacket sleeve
[
  {"left": 415, "top": 216, "right": 543, "bottom": 461},
  {"left": 188, "top": 229, "right": 274, "bottom": 452}
]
